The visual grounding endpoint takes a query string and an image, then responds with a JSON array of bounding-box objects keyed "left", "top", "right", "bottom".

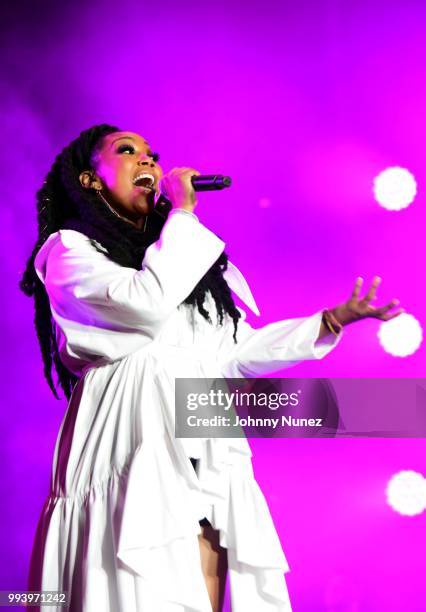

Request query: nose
[{"left": 137, "top": 154, "right": 155, "bottom": 168}]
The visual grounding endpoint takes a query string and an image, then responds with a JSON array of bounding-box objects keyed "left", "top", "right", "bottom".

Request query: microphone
[
  {"left": 153, "top": 174, "right": 232, "bottom": 220},
  {"left": 191, "top": 174, "right": 232, "bottom": 191}
]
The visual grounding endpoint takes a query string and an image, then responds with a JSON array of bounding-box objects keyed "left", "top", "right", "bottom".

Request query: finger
[
  {"left": 378, "top": 307, "right": 405, "bottom": 321},
  {"left": 361, "top": 276, "right": 382, "bottom": 303},
  {"left": 176, "top": 167, "right": 201, "bottom": 175},
  {"left": 351, "top": 277, "right": 364, "bottom": 299},
  {"left": 374, "top": 298, "right": 400, "bottom": 315},
  {"left": 168, "top": 167, "right": 194, "bottom": 176},
  {"left": 185, "top": 168, "right": 201, "bottom": 177},
  {"left": 165, "top": 168, "right": 200, "bottom": 180}
]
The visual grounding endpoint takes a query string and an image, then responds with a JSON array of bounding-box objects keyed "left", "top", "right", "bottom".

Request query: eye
[
  {"left": 148, "top": 151, "right": 160, "bottom": 162},
  {"left": 117, "top": 143, "right": 135, "bottom": 154}
]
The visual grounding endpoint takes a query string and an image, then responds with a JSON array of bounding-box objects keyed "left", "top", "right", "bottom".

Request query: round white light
[
  {"left": 373, "top": 167, "right": 417, "bottom": 210},
  {"left": 386, "top": 470, "right": 426, "bottom": 516},
  {"left": 259, "top": 197, "right": 271, "bottom": 208},
  {"left": 378, "top": 313, "right": 423, "bottom": 357}
]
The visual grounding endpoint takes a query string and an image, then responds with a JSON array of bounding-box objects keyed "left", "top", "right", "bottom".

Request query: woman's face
[{"left": 82, "top": 131, "right": 163, "bottom": 224}]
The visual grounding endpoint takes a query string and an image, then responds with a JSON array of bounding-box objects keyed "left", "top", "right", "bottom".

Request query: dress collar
[{"left": 223, "top": 260, "right": 261, "bottom": 316}]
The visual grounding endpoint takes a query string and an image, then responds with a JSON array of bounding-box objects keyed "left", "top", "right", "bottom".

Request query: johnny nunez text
[{"left": 187, "top": 415, "right": 323, "bottom": 428}]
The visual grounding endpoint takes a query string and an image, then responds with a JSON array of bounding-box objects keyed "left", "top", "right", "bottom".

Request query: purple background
[{"left": 1, "top": 0, "right": 425, "bottom": 610}]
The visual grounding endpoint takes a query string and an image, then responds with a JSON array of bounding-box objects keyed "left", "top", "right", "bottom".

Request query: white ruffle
[
  {"left": 30, "top": 430, "right": 292, "bottom": 611},
  {"left": 114, "top": 432, "right": 292, "bottom": 610}
]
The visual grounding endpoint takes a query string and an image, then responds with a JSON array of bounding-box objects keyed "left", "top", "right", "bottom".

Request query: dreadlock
[{"left": 19, "top": 124, "right": 241, "bottom": 402}]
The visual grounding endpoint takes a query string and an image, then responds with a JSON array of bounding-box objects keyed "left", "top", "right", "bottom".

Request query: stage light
[
  {"left": 386, "top": 470, "right": 426, "bottom": 516},
  {"left": 377, "top": 313, "right": 423, "bottom": 357},
  {"left": 259, "top": 197, "right": 271, "bottom": 208},
  {"left": 373, "top": 167, "right": 417, "bottom": 210}
]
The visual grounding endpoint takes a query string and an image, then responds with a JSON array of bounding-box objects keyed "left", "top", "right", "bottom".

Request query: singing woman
[{"left": 20, "top": 124, "right": 403, "bottom": 611}]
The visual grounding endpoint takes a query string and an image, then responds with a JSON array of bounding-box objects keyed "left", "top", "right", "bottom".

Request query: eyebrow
[{"left": 110, "top": 136, "right": 150, "bottom": 148}]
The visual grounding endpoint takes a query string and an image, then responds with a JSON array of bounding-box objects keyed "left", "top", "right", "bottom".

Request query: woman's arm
[
  {"left": 219, "top": 277, "right": 403, "bottom": 379},
  {"left": 219, "top": 308, "right": 343, "bottom": 378},
  {"left": 35, "top": 210, "right": 225, "bottom": 336}
]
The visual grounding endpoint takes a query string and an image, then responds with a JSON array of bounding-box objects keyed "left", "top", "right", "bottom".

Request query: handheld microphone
[
  {"left": 153, "top": 174, "right": 232, "bottom": 220},
  {"left": 191, "top": 174, "right": 232, "bottom": 191}
]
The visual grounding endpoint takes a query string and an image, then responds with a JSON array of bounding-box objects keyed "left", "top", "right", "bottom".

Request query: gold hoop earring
[
  {"left": 94, "top": 188, "right": 148, "bottom": 233},
  {"left": 95, "top": 189, "right": 120, "bottom": 219},
  {"left": 95, "top": 189, "right": 133, "bottom": 225}
]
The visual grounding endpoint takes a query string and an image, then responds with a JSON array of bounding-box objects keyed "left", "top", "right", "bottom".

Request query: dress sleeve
[
  {"left": 35, "top": 210, "right": 225, "bottom": 336},
  {"left": 219, "top": 307, "right": 343, "bottom": 378}
]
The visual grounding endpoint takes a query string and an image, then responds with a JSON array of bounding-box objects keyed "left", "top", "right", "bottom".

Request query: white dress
[{"left": 29, "top": 209, "right": 342, "bottom": 612}]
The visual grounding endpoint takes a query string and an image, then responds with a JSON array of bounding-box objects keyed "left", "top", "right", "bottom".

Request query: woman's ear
[{"left": 79, "top": 170, "right": 102, "bottom": 191}]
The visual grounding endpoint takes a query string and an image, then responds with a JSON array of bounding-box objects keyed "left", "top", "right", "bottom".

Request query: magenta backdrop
[{"left": 1, "top": 0, "right": 425, "bottom": 610}]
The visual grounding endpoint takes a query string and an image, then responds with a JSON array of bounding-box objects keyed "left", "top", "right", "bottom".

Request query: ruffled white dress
[{"left": 29, "top": 209, "right": 342, "bottom": 611}]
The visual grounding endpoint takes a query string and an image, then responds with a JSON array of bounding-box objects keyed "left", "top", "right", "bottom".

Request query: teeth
[{"left": 133, "top": 172, "right": 155, "bottom": 187}]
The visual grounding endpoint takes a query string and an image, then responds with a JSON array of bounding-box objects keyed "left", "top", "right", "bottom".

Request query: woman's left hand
[{"left": 330, "top": 276, "right": 405, "bottom": 327}]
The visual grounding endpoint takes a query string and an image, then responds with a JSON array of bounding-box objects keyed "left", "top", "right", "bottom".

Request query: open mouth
[{"left": 133, "top": 172, "right": 156, "bottom": 193}]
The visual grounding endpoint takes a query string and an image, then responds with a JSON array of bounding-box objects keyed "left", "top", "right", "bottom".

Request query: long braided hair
[{"left": 19, "top": 124, "right": 241, "bottom": 402}]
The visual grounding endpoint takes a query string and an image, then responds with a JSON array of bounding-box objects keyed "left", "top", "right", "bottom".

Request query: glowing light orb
[
  {"left": 378, "top": 313, "right": 423, "bottom": 357},
  {"left": 386, "top": 470, "right": 426, "bottom": 516},
  {"left": 373, "top": 167, "right": 417, "bottom": 210},
  {"left": 259, "top": 197, "right": 271, "bottom": 208}
]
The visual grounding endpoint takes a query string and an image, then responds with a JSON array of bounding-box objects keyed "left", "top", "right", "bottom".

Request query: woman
[{"left": 20, "top": 124, "right": 403, "bottom": 612}]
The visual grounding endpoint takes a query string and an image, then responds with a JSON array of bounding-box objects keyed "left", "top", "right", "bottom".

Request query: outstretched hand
[{"left": 331, "top": 276, "right": 405, "bottom": 327}]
